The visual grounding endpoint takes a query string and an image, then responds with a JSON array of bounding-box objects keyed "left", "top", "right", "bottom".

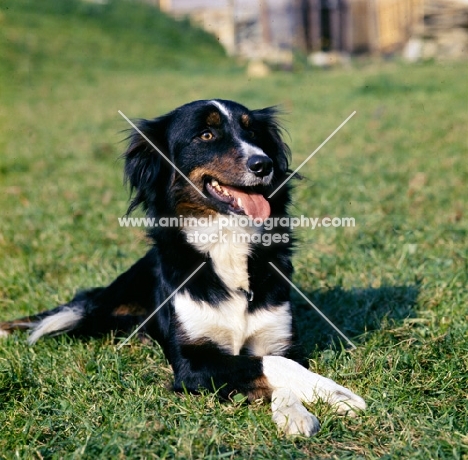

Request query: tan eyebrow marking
[
  {"left": 206, "top": 111, "right": 221, "bottom": 126},
  {"left": 240, "top": 114, "right": 250, "bottom": 127}
]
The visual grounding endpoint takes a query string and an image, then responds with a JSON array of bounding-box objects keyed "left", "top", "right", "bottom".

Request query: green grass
[{"left": 1, "top": 0, "right": 467, "bottom": 458}]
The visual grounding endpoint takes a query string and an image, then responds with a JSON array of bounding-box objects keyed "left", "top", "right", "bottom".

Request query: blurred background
[{"left": 158, "top": 0, "right": 468, "bottom": 66}]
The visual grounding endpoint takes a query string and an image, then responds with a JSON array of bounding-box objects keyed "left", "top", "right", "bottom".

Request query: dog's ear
[
  {"left": 123, "top": 115, "right": 172, "bottom": 215},
  {"left": 251, "top": 107, "right": 291, "bottom": 177}
]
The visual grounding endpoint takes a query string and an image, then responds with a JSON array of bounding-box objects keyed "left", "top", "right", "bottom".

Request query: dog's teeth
[
  {"left": 237, "top": 197, "right": 242, "bottom": 208},
  {"left": 223, "top": 189, "right": 230, "bottom": 196},
  {"left": 211, "top": 179, "right": 219, "bottom": 187},
  {"left": 215, "top": 185, "right": 223, "bottom": 192}
]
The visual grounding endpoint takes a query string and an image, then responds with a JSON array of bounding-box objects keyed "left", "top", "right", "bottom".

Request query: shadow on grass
[{"left": 293, "top": 283, "right": 420, "bottom": 354}]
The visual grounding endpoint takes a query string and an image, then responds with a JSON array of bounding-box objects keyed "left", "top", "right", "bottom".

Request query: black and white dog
[{"left": 0, "top": 100, "right": 365, "bottom": 436}]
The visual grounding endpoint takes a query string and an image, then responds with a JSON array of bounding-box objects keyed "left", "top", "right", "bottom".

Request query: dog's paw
[
  {"left": 271, "top": 388, "right": 320, "bottom": 436},
  {"left": 263, "top": 355, "right": 366, "bottom": 416},
  {"left": 324, "top": 383, "right": 366, "bottom": 416},
  {"left": 272, "top": 402, "right": 320, "bottom": 436}
]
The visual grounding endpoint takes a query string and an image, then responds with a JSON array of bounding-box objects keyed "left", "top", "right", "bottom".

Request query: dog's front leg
[
  {"left": 263, "top": 355, "right": 366, "bottom": 435},
  {"left": 172, "top": 351, "right": 365, "bottom": 437}
]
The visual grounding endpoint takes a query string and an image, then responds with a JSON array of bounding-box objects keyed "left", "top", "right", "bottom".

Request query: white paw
[
  {"left": 263, "top": 355, "right": 366, "bottom": 416},
  {"left": 271, "top": 388, "right": 320, "bottom": 436},
  {"left": 326, "top": 383, "right": 367, "bottom": 417}
]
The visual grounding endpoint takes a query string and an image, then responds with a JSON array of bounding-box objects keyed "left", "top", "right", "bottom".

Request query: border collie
[{"left": 0, "top": 100, "right": 365, "bottom": 436}]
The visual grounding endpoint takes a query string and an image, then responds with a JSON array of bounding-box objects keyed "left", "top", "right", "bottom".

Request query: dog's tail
[
  {"left": 27, "top": 305, "right": 84, "bottom": 344},
  {"left": 0, "top": 304, "right": 85, "bottom": 345},
  {"left": 1, "top": 284, "right": 149, "bottom": 344},
  {"left": 1, "top": 253, "right": 157, "bottom": 344},
  {"left": 0, "top": 289, "right": 100, "bottom": 344}
]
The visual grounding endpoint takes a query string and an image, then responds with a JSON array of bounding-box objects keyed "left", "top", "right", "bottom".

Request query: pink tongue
[{"left": 223, "top": 186, "right": 271, "bottom": 221}]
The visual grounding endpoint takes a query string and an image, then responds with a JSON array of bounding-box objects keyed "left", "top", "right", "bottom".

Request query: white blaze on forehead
[
  {"left": 240, "top": 140, "right": 268, "bottom": 158},
  {"left": 209, "top": 101, "right": 269, "bottom": 158},
  {"left": 209, "top": 100, "right": 232, "bottom": 120}
]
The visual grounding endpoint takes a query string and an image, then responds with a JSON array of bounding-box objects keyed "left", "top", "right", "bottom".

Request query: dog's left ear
[
  {"left": 252, "top": 107, "right": 291, "bottom": 177},
  {"left": 124, "top": 115, "right": 172, "bottom": 214}
]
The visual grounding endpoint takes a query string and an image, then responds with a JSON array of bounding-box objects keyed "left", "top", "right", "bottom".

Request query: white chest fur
[
  {"left": 174, "top": 292, "right": 292, "bottom": 356},
  {"left": 183, "top": 215, "right": 257, "bottom": 292},
  {"left": 180, "top": 215, "right": 291, "bottom": 356}
]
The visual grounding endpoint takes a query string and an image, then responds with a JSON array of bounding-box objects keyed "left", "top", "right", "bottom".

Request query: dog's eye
[
  {"left": 199, "top": 131, "right": 214, "bottom": 141},
  {"left": 247, "top": 130, "right": 256, "bottom": 139}
]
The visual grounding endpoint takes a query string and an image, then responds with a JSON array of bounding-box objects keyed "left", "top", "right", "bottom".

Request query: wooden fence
[{"left": 299, "top": 0, "right": 424, "bottom": 54}]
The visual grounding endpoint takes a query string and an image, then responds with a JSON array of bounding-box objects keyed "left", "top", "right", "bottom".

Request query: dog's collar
[{"left": 238, "top": 288, "right": 254, "bottom": 302}]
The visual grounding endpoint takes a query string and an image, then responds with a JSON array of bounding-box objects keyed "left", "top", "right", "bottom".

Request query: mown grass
[{"left": 0, "top": 0, "right": 467, "bottom": 458}]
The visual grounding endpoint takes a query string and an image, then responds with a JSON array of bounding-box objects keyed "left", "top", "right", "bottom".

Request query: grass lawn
[{"left": 0, "top": 0, "right": 467, "bottom": 458}]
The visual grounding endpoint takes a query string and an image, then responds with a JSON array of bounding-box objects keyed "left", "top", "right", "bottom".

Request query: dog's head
[{"left": 124, "top": 99, "right": 291, "bottom": 220}]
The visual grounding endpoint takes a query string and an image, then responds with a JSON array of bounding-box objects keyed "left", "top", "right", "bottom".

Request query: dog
[{"left": 0, "top": 99, "right": 365, "bottom": 436}]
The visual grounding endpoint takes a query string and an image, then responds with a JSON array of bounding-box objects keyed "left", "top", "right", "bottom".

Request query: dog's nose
[{"left": 247, "top": 155, "right": 273, "bottom": 177}]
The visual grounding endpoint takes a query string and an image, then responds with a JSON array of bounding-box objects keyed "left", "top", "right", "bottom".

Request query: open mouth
[{"left": 205, "top": 178, "right": 271, "bottom": 220}]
